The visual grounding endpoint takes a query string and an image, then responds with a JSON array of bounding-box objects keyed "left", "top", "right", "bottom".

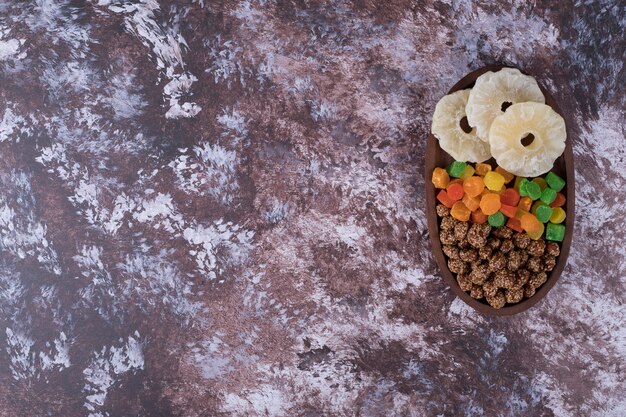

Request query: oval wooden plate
[{"left": 425, "top": 65, "right": 575, "bottom": 316}]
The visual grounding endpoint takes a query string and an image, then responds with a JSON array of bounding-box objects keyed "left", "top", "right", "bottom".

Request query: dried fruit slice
[
  {"left": 466, "top": 68, "right": 545, "bottom": 141},
  {"left": 431, "top": 89, "right": 491, "bottom": 162},
  {"left": 489, "top": 102, "right": 566, "bottom": 177}
]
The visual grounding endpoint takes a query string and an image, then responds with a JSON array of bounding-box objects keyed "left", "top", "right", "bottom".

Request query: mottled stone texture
[{"left": 0, "top": 1, "right": 624, "bottom": 416}]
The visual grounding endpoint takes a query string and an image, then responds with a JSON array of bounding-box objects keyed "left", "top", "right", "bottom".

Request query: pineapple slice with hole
[
  {"left": 431, "top": 89, "right": 491, "bottom": 163},
  {"left": 466, "top": 68, "right": 545, "bottom": 141},
  {"left": 489, "top": 102, "right": 566, "bottom": 177}
]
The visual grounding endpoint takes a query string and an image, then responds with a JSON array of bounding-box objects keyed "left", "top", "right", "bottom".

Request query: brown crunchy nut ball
[
  {"left": 515, "top": 269, "right": 531, "bottom": 289},
  {"left": 500, "top": 239, "right": 514, "bottom": 254},
  {"left": 524, "top": 284, "right": 536, "bottom": 298},
  {"left": 505, "top": 288, "right": 524, "bottom": 304},
  {"left": 436, "top": 204, "right": 450, "bottom": 218},
  {"left": 467, "top": 223, "right": 490, "bottom": 248},
  {"left": 440, "top": 216, "right": 458, "bottom": 231},
  {"left": 456, "top": 273, "right": 473, "bottom": 292},
  {"left": 486, "top": 290, "right": 506, "bottom": 309},
  {"left": 527, "top": 240, "right": 546, "bottom": 257},
  {"left": 454, "top": 221, "right": 469, "bottom": 241},
  {"left": 543, "top": 255, "right": 557, "bottom": 272},
  {"left": 529, "top": 272, "right": 548, "bottom": 288},
  {"left": 479, "top": 246, "right": 492, "bottom": 260},
  {"left": 493, "top": 270, "right": 516, "bottom": 289},
  {"left": 442, "top": 244, "right": 460, "bottom": 259},
  {"left": 457, "top": 238, "right": 471, "bottom": 249},
  {"left": 507, "top": 250, "right": 524, "bottom": 272},
  {"left": 482, "top": 279, "right": 499, "bottom": 298},
  {"left": 545, "top": 242, "right": 560, "bottom": 257},
  {"left": 513, "top": 233, "right": 531, "bottom": 249},
  {"left": 527, "top": 256, "right": 543, "bottom": 273},
  {"left": 440, "top": 229, "right": 456, "bottom": 245},
  {"left": 459, "top": 248, "right": 478, "bottom": 263},
  {"left": 492, "top": 227, "right": 513, "bottom": 239},
  {"left": 488, "top": 238, "right": 501, "bottom": 250},
  {"left": 469, "top": 262, "right": 490, "bottom": 285},
  {"left": 520, "top": 250, "right": 529, "bottom": 264},
  {"left": 488, "top": 252, "right": 507, "bottom": 273},
  {"left": 448, "top": 259, "right": 468, "bottom": 274},
  {"left": 470, "top": 285, "right": 484, "bottom": 299}
]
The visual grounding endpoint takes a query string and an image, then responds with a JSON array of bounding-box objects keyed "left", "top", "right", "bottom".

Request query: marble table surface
[{"left": 0, "top": 1, "right": 624, "bottom": 416}]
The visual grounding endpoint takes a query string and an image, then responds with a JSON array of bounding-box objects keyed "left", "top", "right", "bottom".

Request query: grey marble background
[{"left": 0, "top": 0, "right": 624, "bottom": 416}]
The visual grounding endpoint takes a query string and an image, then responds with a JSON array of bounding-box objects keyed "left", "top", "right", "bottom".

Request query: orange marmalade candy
[
  {"left": 500, "top": 188, "right": 520, "bottom": 206},
  {"left": 499, "top": 204, "right": 517, "bottom": 218},
  {"left": 550, "top": 192, "right": 566, "bottom": 208},
  {"left": 475, "top": 163, "right": 492, "bottom": 176},
  {"left": 447, "top": 183, "right": 465, "bottom": 201},
  {"left": 431, "top": 167, "right": 450, "bottom": 189},
  {"left": 518, "top": 197, "right": 532, "bottom": 212},
  {"left": 437, "top": 190, "right": 455, "bottom": 208},
  {"left": 462, "top": 194, "right": 480, "bottom": 212},
  {"left": 479, "top": 193, "right": 501, "bottom": 215},
  {"left": 506, "top": 217, "right": 523, "bottom": 233},
  {"left": 521, "top": 213, "right": 542, "bottom": 233},
  {"left": 463, "top": 176, "right": 485, "bottom": 198},
  {"left": 450, "top": 201, "right": 471, "bottom": 222},
  {"left": 471, "top": 209, "right": 488, "bottom": 224}
]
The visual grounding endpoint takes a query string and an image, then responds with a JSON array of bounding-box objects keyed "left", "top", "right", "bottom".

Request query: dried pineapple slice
[
  {"left": 431, "top": 89, "right": 491, "bottom": 163},
  {"left": 466, "top": 68, "right": 545, "bottom": 141},
  {"left": 489, "top": 102, "right": 566, "bottom": 177}
]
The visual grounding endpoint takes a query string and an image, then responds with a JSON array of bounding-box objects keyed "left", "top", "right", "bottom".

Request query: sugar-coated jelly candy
[
  {"left": 500, "top": 188, "right": 520, "bottom": 206},
  {"left": 546, "top": 223, "right": 565, "bottom": 242},
  {"left": 525, "top": 181, "right": 542, "bottom": 200},
  {"left": 449, "top": 178, "right": 463, "bottom": 186},
  {"left": 471, "top": 209, "right": 488, "bottom": 224},
  {"left": 460, "top": 165, "right": 475, "bottom": 180},
  {"left": 488, "top": 211, "right": 505, "bottom": 227},
  {"left": 515, "top": 208, "right": 527, "bottom": 220},
  {"left": 527, "top": 222, "right": 545, "bottom": 240},
  {"left": 532, "top": 177, "right": 548, "bottom": 191},
  {"left": 549, "top": 207, "right": 566, "bottom": 224},
  {"left": 475, "top": 163, "right": 492, "bottom": 176},
  {"left": 463, "top": 176, "right": 485, "bottom": 198},
  {"left": 447, "top": 183, "right": 464, "bottom": 201},
  {"left": 535, "top": 204, "right": 553, "bottom": 223},
  {"left": 462, "top": 194, "right": 480, "bottom": 212},
  {"left": 447, "top": 161, "right": 468, "bottom": 178},
  {"left": 540, "top": 187, "right": 557, "bottom": 205},
  {"left": 518, "top": 197, "right": 532, "bottom": 212},
  {"left": 431, "top": 167, "right": 450, "bottom": 189},
  {"left": 450, "top": 201, "right": 471, "bottom": 222},
  {"left": 518, "top": 178, "right": 530, "bottom": 196},
  {"left": 506, "top": 217, "right": 523, "bottom": 233},
  {"left": 480, "top": 193, "right": 501, "bottom": 215},
  {"left": 550, "top": 192, "right": 566, "bottom": 208},
  {"left": 495, "top": 166, "right": 515, "bottom": 184},
  {"left": 546, "top": 172, "right": 565, "bottom": 192},
  {"left": 437, "top": 190, "right": 455, "bottom": 208},
  {"left": 499, "top": 204, "right": 517, "bottom": 218},
  {"left": 484, "top": 171, "right": 505, "bottom": 191},
  {"left": 514, "top": 176, "right": 526, "bottom": 191},
  {"left": 521, "top": 213, "right": 541, "bottom": 233}
]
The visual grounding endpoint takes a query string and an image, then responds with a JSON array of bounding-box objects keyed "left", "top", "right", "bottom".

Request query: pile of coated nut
[{"left": 437, "top": 203, "right": 560, "bottom": 309}]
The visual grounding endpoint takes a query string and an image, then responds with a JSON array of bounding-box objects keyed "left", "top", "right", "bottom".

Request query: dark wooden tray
[{"left": 425, "top": 65, "right": 575, "bottom": 316}]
